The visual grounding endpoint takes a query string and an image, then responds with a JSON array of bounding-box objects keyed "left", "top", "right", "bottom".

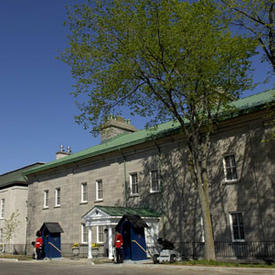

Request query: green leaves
[{"left": 62, "top": 0, "right": 257, "bottom": 134}]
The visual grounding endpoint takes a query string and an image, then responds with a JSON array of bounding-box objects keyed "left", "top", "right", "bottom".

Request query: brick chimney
[
  {"left": 56, "top": 145, "right": 72, "bottom": 160},
  {"left": 100, "top": 116, "right": 137, "bottom": 143}
]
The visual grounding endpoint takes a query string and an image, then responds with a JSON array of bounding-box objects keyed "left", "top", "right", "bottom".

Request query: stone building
[
  {"left": 23, "top": 90, "right": 275, "bottom": 259},
  {"left": 0, "top": 163, "right": 43, "bottom": 254}
]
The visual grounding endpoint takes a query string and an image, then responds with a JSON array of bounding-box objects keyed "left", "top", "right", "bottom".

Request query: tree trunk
[
  {"left": 197, "top": 182, "right": 216, "bottom": 260},
  {"left": 190, "top": 141, "right": 216, "bottom": 260}
]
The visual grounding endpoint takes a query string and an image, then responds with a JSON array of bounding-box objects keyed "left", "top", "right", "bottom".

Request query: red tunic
[
  {"left": 35, "top": 237, "right": 43, "bottom": 249},
  {"left": 114, "top": 233, "right": 123, "bottom": 248}
]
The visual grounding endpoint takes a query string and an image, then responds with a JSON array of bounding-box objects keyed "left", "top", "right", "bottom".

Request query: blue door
[
  {"left": 42, "top": 229, "right": 62, "bottom": 258},
  {"left": 121, "top": 220, "right": 147, "bottom": 261},
  {"left": 130, "top": 227, "right": 147, "bottom": 261}
]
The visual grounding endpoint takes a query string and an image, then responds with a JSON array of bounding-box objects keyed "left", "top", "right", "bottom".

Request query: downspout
[
  {"left": 151, "top": 137, "right": 165, "bottom": 236},
  {"left": 118, "top": 148, "right": 127, "bottom": 207}
]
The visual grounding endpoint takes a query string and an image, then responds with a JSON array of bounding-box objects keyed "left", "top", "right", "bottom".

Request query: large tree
[
  {"left": 220, "top": 0, "right": 275, "bottom": 73},
  {"left": 62, "top": 0, "right": 256, "bottom": 260}
]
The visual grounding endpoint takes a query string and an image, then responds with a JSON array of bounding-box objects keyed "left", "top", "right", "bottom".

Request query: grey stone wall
[{"left": 26, "top": 111, "right": 275, "bottom": 257}]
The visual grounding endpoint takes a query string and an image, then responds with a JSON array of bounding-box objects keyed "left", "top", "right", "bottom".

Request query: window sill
[
  {"left": 54, "top": 205, "right": 61, "bottom": 208},
  {"left": 129, "top": 194, "right": 139, "bottom": 198},
  {"left": 43, "top": 207, "right": 49, "bottom": 210},
  {"left": 225, "top": 179, "right": 239, "bottom": 184},
  {"left": 150, "top": 190, "right": 160, "bottom": 194},
  {"left": 232, "top": 239, "right": 245, "bottom": 243},
  {"left": 95, "top": 199, "right": 103, "bottom": 203},
  {"left": 80, "top": 201, "right": 88, "bottom": 205}
]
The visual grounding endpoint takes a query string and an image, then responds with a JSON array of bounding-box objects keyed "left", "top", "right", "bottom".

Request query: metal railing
[
  {"left": 6, "top": 241, "right": 275, "bottom": 259},
  {"left": 180, "top": 241, "right": 275, "bottom": 259}
]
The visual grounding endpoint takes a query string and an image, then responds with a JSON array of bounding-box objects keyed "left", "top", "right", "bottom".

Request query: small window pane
[
  {"left": 97, "top": 226, "right": 104, "bottom": 243},
  {"left": 130, "top": 173, "right": 139, "bottom": 195},
  {"left": 96, "top": 180, "right": 103, "bottom": 200},
  {"left": 44, "top": 191, "right": 49, "bottom": 208},
  {"left": 231, "top": 213, "right": 245, "bottom": 241},
  {"left": 82, "top": 224, "right": 88, "bottom": 243},
  {"left": 55, "top": 188, "right": 61, "bottom": 206},
  {"left": 0, "top": 199, "right": 5, "bottom": 218},
  {"left": 224, "top": 155, "right": 238, "bottom": 181},
  {"left": 81, "top": 183, "right": 88, "bottom": 202},
  {"left": 151, "top": 170, "right": 160, "bottom": 192}
]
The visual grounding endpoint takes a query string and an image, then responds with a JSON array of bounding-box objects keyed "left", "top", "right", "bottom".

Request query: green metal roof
[
  {"left": 84, "top": 205, "right": 160, "bottom": 218},
  {"left": 24, "top": 89, "right": 275, "bottom": 176},
  {"left": 0, "top": 163, "right": 44, "bottom": 188}
]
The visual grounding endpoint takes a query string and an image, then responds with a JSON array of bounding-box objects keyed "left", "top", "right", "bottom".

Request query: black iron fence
[
  {"left": 180, "top": 241, "right": 275, "bottom": 259},
  {"left": 6, "top": 241, "right": 275, "bottom": 260}
]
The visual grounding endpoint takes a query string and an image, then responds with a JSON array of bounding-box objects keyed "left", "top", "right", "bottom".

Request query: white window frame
[
  {"left": 223, "top": 154, "right": 238, "bottom": 182},
  {"left": 55, "top": 188, "right": 61, "bottom": 207},
  {"left": 81, "top": 224, "right": 88, "bottom": 244},
  {"left": 229, "top": 212, "right": 245, "bottom": 242},
  {"left": 96, "top": 179, "right": 103, "bottom": 201},
  {"left": 0, "top": 199, "right": 5, "bottom": 219},
  {"left": 200, "top": 217, "right": 205, "bottom": 243},
  {"left": 150, "top": 170, "right": 160, "bottom": 193},
  {"left": 43, "top": 190, "right": 49, "bottom": 209},
  {"left": 97, "top": 225, "right": 104, "bottom": 243},
  {"left": 81, "top": 182, "right": 88, "bottom": 203},
  {"left": 130, "top": 173, "right": 139, "bottom": 196}
]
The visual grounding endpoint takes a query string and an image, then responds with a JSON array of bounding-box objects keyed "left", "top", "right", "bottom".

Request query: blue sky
[{"left": 0, "top": 0, "right": 274, "bottom": 174}]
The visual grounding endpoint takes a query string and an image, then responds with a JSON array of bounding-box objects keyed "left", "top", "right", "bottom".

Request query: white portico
[{"left": 82, "top": 205, "right": 160, "bottom": 259}]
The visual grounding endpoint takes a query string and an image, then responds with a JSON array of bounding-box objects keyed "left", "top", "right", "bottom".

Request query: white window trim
[
  {"left": 55, "top": 188, "right": 61, "bottom": 207},
  {"left": 223, "top": 154, "right": 238, "bottom": 183},
  {"left": 0, "top": 228, "right": 3, "bottom": 243},
  {"left": 43, "top": 190, "right": 49, "bottom": 209},
  {"left": 200, "top": 217, "right": 205, "bottom": 243},
  {"left": 229, "top": 212, "right": 245, "bottom": 242},
  {"left": 150, "top": 170, "right": 160, "bottom": 193},
  {"left": 130, "top": 173, "right": 139, "bottom": 196},
  {"left": 97, "top": 226, "right": 104, "bottom": 244},
  {"left": 96, "top": 180, "right": 103, "bottom": 201},
  {"left": 81, "top": 224, "right": 88, "bottom": 244},
  {"left": 0, "top": 199, "right": 5, "bottom": 219},
  {"left": 81, "top": 183, "right": 88, "bottom": 203}
]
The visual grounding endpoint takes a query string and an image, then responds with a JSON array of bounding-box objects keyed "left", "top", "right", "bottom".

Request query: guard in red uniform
[
  {"left": 114, "top": 230, "right": 123, "bottom": 263},
  {"left": 35, "top": 231, "right": 43, "bottom": 260}
]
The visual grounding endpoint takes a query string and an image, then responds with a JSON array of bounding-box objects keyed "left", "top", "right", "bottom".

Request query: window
[
  {"left": 130, "top": 173, "right": 139, "bottom": 195},
  {"left": 96, "top": 180, "right": 103, "bottom": 201},
  {"left": 200, "top": 217, "right": 205, "bottom": 243},
  {"left": 223, "top": 154, "right": 238, "bottom": 182},
  {"left": 81, "top": 183, "right": 88, "bottom": 202},
  {"left": 229, "top": 212, "right": 245, "bottom": 241},
  {"left": 43, "top": 191, "right": 49, "bottom": 208},
  {"left": 97, "top": 226, "right": 104, "bottom": 243},
  {"left": 81, "top": 224, "right": 88, "bottom": 243},
  {"left": 0, "top": 228, "right": 2, "bottom": 243},
  {"left": 150, "top": 170, "right": 160, "bottom": 193},
  {"left": 55, "top": 188, "right": 61, "bottom": 207},
  {"left": 0, "top": 199, "right": 5, "bottom": 218}
]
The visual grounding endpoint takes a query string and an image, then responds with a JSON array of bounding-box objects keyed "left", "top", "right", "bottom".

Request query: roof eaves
[{"left": 23, "top": 90, "right": 274, "bottom": 176}]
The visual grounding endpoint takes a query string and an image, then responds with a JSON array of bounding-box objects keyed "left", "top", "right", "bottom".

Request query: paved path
[{"left": 0, "top": 259, "right": 274, "bottom": 275}]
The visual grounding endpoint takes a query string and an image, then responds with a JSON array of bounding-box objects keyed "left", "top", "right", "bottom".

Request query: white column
[
  {"left": 88, "top": 226, "right": 93, "bottom": 259},
  {"left": 108, "top": 226, "right": 113, "bottom": 259}
]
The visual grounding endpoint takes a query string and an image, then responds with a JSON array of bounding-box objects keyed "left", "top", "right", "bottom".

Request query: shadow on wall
[
  {"left": 124, "top": 122, "right": 274, "bottom": 259},
  {"left": 210, "top": 123, "right": 275, "bottom": 258}
]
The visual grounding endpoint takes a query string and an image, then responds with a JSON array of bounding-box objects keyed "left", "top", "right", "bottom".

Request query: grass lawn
[
  {"left": 0, "top": 254, "right": 32, "bottom": 261},
  {"left": 171, "top": 259, "right": 275, "bottom": 268}
]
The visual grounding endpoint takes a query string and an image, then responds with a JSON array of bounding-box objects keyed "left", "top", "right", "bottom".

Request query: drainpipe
[
  {"left": 118, "top": 148, "right": 128, "bottom": 207},
  {"left": 151, "top": 137, "right": 165, "bottom": 237}
]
